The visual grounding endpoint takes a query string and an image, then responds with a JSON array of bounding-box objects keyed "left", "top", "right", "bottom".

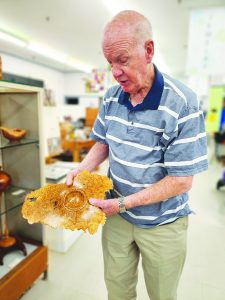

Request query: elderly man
[{"left": 67, "top": 10, "right": 208, "bottom": 300}]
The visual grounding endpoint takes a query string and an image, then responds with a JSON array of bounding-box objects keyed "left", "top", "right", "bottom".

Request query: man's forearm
[
  {"left": 78, "top": 141, "right": 109, "bottom": 172},
  {"left": 125, "top": 175, "right": 193, "bottom": 209}
]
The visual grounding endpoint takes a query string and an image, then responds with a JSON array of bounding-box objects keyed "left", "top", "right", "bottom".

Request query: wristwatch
[{"left": 118, "top": 196, "right": 127, "bottom": 213}]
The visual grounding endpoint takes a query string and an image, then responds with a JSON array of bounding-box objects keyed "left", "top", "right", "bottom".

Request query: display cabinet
[{"left": 0, "top": 81, "right": 48, "bottom": 300}]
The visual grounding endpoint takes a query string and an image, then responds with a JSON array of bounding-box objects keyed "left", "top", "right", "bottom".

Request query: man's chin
[{"left": 120, "top": 85, "right": 131, "bottom": 93}]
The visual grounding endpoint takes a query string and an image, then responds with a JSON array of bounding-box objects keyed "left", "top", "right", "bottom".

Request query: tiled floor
[{"left": 21, "top": 158, "right": 225, "bottom": 300}]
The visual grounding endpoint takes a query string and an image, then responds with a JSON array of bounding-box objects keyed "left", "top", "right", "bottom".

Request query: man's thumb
[{"left": 89, "top": 198, "right": 97, "bottom": 205}]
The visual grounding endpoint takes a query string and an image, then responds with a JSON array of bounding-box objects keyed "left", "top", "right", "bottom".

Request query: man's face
[{"left": 103, "top": 32, "right": 152, "bottom": 95}]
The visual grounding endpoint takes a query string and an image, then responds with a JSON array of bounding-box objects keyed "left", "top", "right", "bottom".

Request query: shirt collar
[{"left": 118, "top": 64, "right": 164, "bottom": 111}]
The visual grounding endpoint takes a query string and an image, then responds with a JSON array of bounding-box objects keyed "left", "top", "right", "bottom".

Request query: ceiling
[{"left": 0, "top": 0, "right": 224, "bottom": 76}]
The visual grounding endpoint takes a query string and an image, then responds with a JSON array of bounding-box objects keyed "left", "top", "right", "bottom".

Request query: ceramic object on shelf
[
  {"left": 0, "top": 170, "right": 11, "bottom": 193},
  {"left": 0, "top": 126, "right": 27, "bottom": 142}
]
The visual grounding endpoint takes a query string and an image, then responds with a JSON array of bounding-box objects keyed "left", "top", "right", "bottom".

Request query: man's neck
[{"left": 130, "top": 64, "right": 155, "bottom": 106}]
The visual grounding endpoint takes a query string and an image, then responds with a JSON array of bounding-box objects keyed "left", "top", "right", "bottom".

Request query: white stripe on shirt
[
  {"left": 106, "top": 133, "right": 162, "bottom": 152},
  {"left": 110, "top": 169, "right": 151, "bottom": 188},
  {"left": 105, "top": 115, "right": 164, "bottom": 133},
  {"left": 162, "top": 133, "right": 170, "bottom": 140},
  {"left": 125, "top": 202, "right": 188, "bottom": 221},
  {"left": 92, "top": 128, "right": 105, "bottom": 140},
  {"left": 172, "top": 132, "right": 206, "bottom": 145},
  {"left": 158, "top": 105, "right": 179, "bottom": 118},
  {"left": 173, "top": 111, "right": 204, "bottom": 132},
  {"left": 157, "top": 216, "right": 180, "bottom": 226},
  {"left": 164, "top": 78, "right": 187, "bottom": 105},
  {"left": 178, "top": 111, "right": 203, "bottom": 124},
  {"left": 165, "top": 154, "right": 208, "bottom": 167},
  {"left": 97, "top": 115, "right": 105, "bottom": 126},
  {"left": 109, "top": 148, "right": 165, "bottom": 169}
]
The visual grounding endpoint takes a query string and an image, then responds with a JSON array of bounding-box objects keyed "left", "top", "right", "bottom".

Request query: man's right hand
[{"left": 66, "top": 168, "right": 81, "bottom": 186}]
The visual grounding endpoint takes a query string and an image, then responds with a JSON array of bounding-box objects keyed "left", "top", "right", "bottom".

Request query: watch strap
[{"left": 118, "top": 196, "right": 126, "bottom": 213}]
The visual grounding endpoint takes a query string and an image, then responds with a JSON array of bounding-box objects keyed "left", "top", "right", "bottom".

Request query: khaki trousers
[{"left": 102, "top": 214, "right": 188, "bottom": 300}]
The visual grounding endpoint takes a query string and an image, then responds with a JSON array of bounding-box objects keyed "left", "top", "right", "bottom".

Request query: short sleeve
[
  {"left": 90, "top": 96, "right": 108, "bottom": 145},
  {"left": 163, "top": 105, "right": 208, "bottom": 176}
]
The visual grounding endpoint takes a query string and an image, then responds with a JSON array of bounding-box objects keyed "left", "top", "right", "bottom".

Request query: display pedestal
[{"left": 44, "top": 226, "right": 83, "bottom": 253}]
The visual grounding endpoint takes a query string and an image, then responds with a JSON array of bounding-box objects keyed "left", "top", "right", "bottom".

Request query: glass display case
[{"left": 0, "top": 81, "right": 48, "bottom": 300}]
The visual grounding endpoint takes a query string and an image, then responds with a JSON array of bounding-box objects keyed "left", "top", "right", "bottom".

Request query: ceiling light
[
  {"left": 67, "top": 59, "right": 93, "bottom": 73},
  {"left": 0, "top": 30, "right": 93, "bottom": 73},
  {"left": 28, "top": 42, "right": 67, "bottom": 64},
  {"left": 28, "top": 42, "right": 93, "bottom": 73},
  {"left": 0, "top": 30, "right": 27, "bottom": 47}
]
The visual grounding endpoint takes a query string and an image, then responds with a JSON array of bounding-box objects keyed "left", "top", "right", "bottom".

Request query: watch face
[{"left": 119, "top": 206, "right": 126, "bottom": 213}]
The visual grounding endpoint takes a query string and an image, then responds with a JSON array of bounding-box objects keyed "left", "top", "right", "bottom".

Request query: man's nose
[{"left": 111, "top": 66, "right": 123, "bottom": 78}]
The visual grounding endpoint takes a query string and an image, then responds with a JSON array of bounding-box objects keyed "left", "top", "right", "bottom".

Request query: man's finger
[
  {"left": 66, "top": 173, "right": 74, "bottom": 186},
  {"left": 66, "top": 170, "right": 79, "bottom": 186},
  {"left": 89, "top": 198, "right": 105, "bottom": 208}
]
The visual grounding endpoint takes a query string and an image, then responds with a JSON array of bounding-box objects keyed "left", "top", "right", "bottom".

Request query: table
[{"left": 72, "top": 139, "right": 96, "bottom": 162}]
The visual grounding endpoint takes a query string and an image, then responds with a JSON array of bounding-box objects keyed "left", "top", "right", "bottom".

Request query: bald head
[{"left": 103, "top": 10, "right": 152, "bottom": 46}]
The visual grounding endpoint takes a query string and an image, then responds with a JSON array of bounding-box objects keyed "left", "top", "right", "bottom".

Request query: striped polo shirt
[{"left": 90, "top": 65, "right": 208, "bottom": 228}]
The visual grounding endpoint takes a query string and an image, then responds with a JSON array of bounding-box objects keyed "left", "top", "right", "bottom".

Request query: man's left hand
[{"left": 89, "top": 198, "right": 119, "bottom": 216}]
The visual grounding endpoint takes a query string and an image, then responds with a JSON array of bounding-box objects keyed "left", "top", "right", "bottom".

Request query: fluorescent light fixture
[
  {"left": 28, "top": 42, "right": 93, "bottom": 73},
  {"left": 0, "top": 30, "right": 27, "bottom": 47},
  {"left": 67, "top": 59, "right": 93, "bottom": 73},
  {"left": 27, "top": 42, "right": 93, "bottom": 73},
  {"left": 28, "top": 42, "right": 67, "bottom": 64},
  {"left": 0, "top": 30, "right": 93, "bottom": 73}
]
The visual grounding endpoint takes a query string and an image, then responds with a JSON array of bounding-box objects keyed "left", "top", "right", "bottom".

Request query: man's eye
[{"left": 119, "top": 58, "right": 128, "bottom": 64}]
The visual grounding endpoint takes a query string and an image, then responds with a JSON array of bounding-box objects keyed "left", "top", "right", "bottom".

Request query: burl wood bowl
[{"left": 0, "top": 126, "right": 27, "bottom": 142}]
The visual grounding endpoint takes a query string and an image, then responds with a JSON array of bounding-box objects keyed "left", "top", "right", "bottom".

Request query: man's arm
[
  {"left": 66, "top": 142, "right": 109, "bottom": 185},
  {"left": 89, "top": 175, "right": 193, "bottom": 215},
  {"left": 125, "top": 175, "right": 193, "bottom": 208}
]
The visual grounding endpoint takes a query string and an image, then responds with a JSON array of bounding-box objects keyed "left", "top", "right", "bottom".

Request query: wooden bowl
[{"left": 0, "top": 126, "right": 27, "bottom": 142}]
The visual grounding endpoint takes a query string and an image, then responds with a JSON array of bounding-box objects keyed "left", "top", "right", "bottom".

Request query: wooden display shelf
[{"left": 0, "top": 243, "right": 48, "bottom": 300}]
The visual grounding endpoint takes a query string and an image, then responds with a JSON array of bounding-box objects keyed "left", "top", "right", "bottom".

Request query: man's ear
[{"left": 145, "top": 40, "right": 154, "bottom": 63}]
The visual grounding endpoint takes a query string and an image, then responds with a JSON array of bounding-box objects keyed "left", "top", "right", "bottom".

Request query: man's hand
[
  {"left": 89, "top": 198, "right": 119, "bottom": 216},
  {"left": 66, "top": 169, "right": 81, "bottom": 186}
]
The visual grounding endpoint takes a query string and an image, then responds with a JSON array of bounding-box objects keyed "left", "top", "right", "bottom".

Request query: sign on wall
[{"left": 187, "top": 7, "right": 225, "bottom": 76}]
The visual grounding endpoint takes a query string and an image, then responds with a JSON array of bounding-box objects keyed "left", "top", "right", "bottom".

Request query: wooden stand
[{"left": 0, "top": 242, "right": 48, "bottom": 300}]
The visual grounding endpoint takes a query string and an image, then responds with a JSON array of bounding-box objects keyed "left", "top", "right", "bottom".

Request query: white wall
[
  {"left": 64, "top": 72, "right": 89, "bottom": 95},
  {"left": 0, "top": 52, "right": 65, "bottom": 104},
  {"left": 1, "top": 53, "right": 99, "bottom": 106},
  {"left": 63, "top": 72, "right": 101, "bottom": 118}
]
